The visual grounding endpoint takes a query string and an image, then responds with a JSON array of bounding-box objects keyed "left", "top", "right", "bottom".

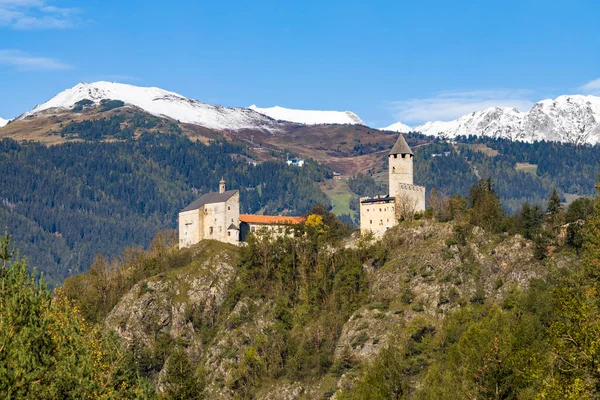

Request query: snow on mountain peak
[
  {"left": 409, "top": 94, "right": 600, "bottom": 145},
  {"left": 248, "top": 105, "right": 365, "bottom": 125},
  {"left": 0, "top": 118, "right": 8, "bottom": 128},
  {"left": 380, "top": 121, "right": 412, "bottom": 133},
  {"left": 19, "top": 81, "right": 279, "bottom": 132}
]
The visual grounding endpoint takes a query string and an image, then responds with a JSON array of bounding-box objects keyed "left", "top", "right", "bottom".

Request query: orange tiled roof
[{"left": 239, "top": 214, "right": 306, "bottom": 225}]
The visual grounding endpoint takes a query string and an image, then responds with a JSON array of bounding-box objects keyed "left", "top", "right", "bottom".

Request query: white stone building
[
  {"left": 360, "top": 134, "right": 426, "bottom": 237},
  {"left": 178, "top": 180, "right": 305, "bottom": 248},
  {"left": 179, "top": 179, "right": 240, "bottom": 248}
]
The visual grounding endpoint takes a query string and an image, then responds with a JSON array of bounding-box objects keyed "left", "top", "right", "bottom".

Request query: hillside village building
[
  {"left": 360, "top": 134, "right": 425, "bottom": 237},
  {"left": 179, "top": 179, "right": 305, "bottom": 248}
]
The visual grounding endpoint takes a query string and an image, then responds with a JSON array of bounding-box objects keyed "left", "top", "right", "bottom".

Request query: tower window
[
  {"left": 392, "top": 167, "right": 396, "bottom": 173},
  {"left": 394, "top": 154, "right": 398, "bottom": 159}
]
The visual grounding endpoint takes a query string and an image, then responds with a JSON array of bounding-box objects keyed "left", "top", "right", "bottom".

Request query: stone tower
[
  {"left": 388, "top": 134, "right": 414, "bottom": 195},
  {"left": 219, "top": 178, "right": 226, "bottom": 194}
]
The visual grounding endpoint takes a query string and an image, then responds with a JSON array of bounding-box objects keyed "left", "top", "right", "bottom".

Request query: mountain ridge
[
  {"left": 248, "top": 104, "right": 364, "bottom": 125},
  {"left": 381, "top": 121, "right": 412, "bottom": 133},
  {"left": 404, "top": 94, "right": 600, "bottom": 144},
  {"left": 17, "top": 81, "right": 367, "bottom": 131},
  {"left": 9, "top": 81, "right": 600, "bottom": 145},
  {"left": 18, "top": 81, "right": 282, "bottom": 132}
]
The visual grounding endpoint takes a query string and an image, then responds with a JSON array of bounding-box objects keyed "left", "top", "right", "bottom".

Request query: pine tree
[
  {"left": 468, "top": 178, "right": 505, "bottom": 233},
  {"left": 161, "top": 346, "right": 203, "bottom": 400},
  {"left": 547, "top": 188, "right": 563, "bottom": 216}
]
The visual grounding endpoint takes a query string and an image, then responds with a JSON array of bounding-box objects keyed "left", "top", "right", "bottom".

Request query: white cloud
[
  {"left": 580, "top": 78, "right": 600, "bottom": 95},
  {"left": 387, "top": 90, "right": 535, "bottom": 124},
  {"left": 0, "top": 49, "right": 71, "bottom": 70},
  {"left": 0, "top": 0, "right": 80, "bottom": 29}
]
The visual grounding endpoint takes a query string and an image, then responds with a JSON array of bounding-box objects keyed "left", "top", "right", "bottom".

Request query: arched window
[{"left": 392, "top": 167, "right": 396, "bottom": 173}]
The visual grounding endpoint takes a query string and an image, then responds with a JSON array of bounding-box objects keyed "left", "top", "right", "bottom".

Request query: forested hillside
[
  {"left": 3, "top": 108, "right": 600, "bottom": 285},
  {"left": 411, "top": 134, "right": 600, "bottom": 213},
  {"left": 0, "top": 134, "right": 329, "bottom": 284},
  {"left": 4, "top": 180, "right": 600, "bottom": 398}
]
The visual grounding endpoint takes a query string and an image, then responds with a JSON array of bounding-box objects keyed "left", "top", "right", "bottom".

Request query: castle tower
[
  {"left": 219, "top": 178, "right": 226, "bottom": 194},
  {"left": 388, "top": 134, "right": 413, "bottom": 196}
]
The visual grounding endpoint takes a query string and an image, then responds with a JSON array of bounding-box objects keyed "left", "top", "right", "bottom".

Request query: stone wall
[
  {"left": 396, "top": 183, "right": 426, "bottom": 214},
  {"left": 179, "top": 209, "right": 202, "bottom": 249},
  {"left": 240, "top": 223, "right": 297, "bottom": 242},
  {"left": 359, "top": 198, "right": 396, "bottom": 238}
]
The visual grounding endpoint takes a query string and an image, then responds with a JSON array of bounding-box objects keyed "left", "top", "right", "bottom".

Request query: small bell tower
[{"left": 219, "top": 178, "right": 226, "bottom": 194}]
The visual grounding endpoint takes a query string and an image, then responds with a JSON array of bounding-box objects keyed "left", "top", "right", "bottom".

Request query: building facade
[
  {"left": 239, "top": 214, "right": 306, "bottom": 242},
  {"left": 179, "top": 180, "right": 304, "bottom": 248},
  {"left": 359, "top": 134, "right": 426, "bottom": 237},
  {"left": 179, "top": 179, "right": 240, "bottom": 248}
]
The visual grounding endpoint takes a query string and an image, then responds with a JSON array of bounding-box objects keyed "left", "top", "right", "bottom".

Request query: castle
[
  {"left": 178, "top": 179, "right": 305, "bottom": 248},
  {"left": 179, "top": 133, "right": 422, "bottom": 247},
  {"left": 359, "top": 134, "right": 425, "bottom": 237}
]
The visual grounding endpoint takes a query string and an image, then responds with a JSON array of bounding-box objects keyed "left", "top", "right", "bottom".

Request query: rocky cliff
[{"left": 102, "top": 220, "right": 575, "bottom": 398}]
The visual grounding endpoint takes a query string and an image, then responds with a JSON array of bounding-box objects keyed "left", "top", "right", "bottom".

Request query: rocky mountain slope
[
  {"left": 248, "top": 105, "right": 364, "bottom": 125},
  {"left": 408, "top": 95, "right": 600, "bottom": 144},
  {"left": 97, "top": 219, "right": 572, "bottom": 398}
]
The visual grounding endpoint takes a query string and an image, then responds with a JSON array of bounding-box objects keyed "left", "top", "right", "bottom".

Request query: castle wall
[
  {"left": 395, "top": 183, "right": 426, "bottom": 215},
  {"left": 359, "top": 198, "right": 396, "bottom": 238},
  {"left": 239, "top": 223, "right": 297, "bottom": 241},
  {"left": 179, "top": 209, "right": 202, "bottom": 249}
]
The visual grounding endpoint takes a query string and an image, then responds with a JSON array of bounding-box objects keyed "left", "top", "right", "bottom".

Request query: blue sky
[{"left": 1, "top": 0, "right": 600, "bottom": 127}]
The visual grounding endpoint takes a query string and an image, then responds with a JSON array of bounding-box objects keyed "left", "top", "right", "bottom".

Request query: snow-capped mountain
[
  {"left": 0, "top": 118, "right": 8, "bottom": 128},
  {"left": 410, "top": 95, "right": 600, "bottom": 145},
  {"left": 18, "top": 82, "right": 280, "bottom": 132},
  {"left": 248, "top": 105, "right": 364, "bottom": 125},
  {"left": 381, "top": 121, "right": 412, "bottom": 133}
]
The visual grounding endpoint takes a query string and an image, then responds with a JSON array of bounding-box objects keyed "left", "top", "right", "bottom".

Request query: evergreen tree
[
  {"left": 0, "top": 233, "right": 148, "bottom": 398},
  {"left": 542, "top": 183, "right": 600, "bottom": 397},
  {"left": 161, "top": 346, "right": 203, "bottom": 400},
  {"left": 546, "top": 188, "right": 565, "bottom": 243},
  {"left": 468, "top": 178, "right": 505, "bottom": 233},
  {"left": 547, "top": 188, "right": 563, "bottom": 216}
]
